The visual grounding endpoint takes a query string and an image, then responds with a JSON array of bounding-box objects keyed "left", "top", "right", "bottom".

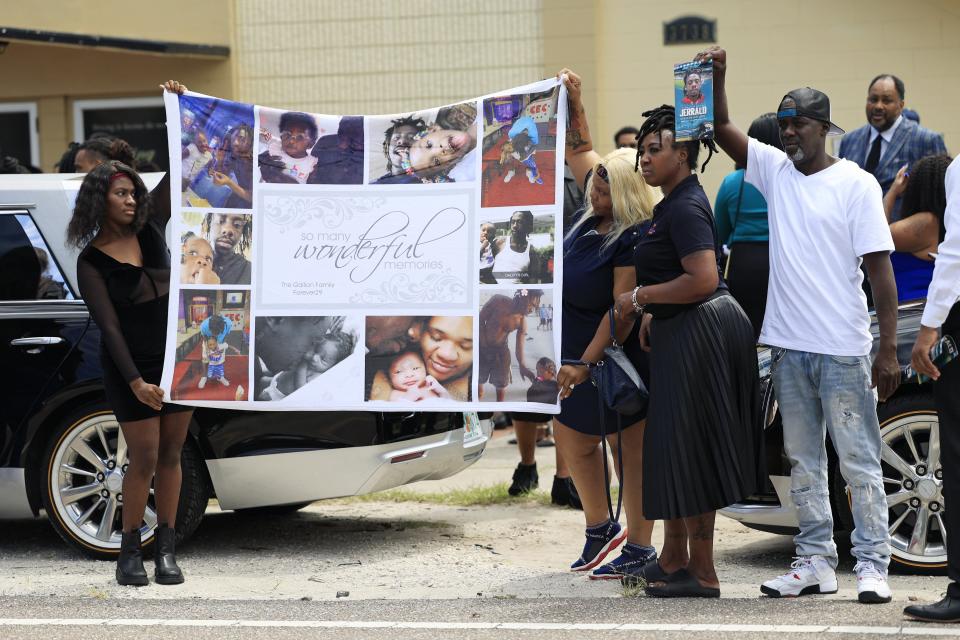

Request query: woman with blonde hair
[{"left": 552, "top": 68, "right": 661, "bottom": 582}]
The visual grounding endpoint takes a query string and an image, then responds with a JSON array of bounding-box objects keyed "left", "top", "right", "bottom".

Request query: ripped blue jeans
[{"left": 771, "top": 348, "right": 891, "bottom": 570}]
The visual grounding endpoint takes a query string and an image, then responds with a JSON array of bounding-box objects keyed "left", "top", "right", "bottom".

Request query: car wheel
[
  {"left": 41, "top": 404, "right": 209, "bottom": 560},
  {"left": 832, "top": 393, "right": 945, "bottom": 575}
]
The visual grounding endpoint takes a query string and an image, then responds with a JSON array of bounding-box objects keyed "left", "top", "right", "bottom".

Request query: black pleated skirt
[{"left": 642, "top": 292, "right": 765, "bottom": 520}]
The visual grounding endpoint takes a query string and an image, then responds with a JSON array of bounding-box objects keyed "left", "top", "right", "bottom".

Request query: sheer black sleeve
[{"left": 77, "top": 256, "right": 141, "bottom": 383}]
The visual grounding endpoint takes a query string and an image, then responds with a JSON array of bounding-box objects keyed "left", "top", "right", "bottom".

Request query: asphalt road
[{"left": 1, "top": 427, "right": 956, "bottom": 639}]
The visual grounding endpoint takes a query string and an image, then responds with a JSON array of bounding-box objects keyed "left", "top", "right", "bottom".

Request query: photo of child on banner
[
  {"left": 478, "top": 289, "right": 555, "bottom": 404},
  {"left": 673, "top": 59, "right": 715, "bottom": 142},
  {"left": 367, "top": 101, "right": 478, "bottom": 185},
  {"left": 171, "top": 289, "right": 250, "bottom": 401},
  {"left": 178, "top": 211, "right": 252, "bottom": 285},
  {"left": 365, "top": 316, "right": 474, "bottom": 403},
  {"left": 254, "top": 315, "right": 359, "bottom": 401},
  {"left": 481, "top": 87, "right": 560, "bottom": 208},
  {"left": 478, "top": 209, "right": 555, "bottom": 285},
  {"left": 179, "top": 95, "right": 255, "bottom": 209},
  {"left": 258, "top": 108, "right": 364, "bottom": 185}
]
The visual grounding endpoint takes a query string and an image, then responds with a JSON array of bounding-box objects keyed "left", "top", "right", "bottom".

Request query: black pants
[
  {"left": 939, "top": 319, "right": 960, "bottom": 597},
  {"left": 726, "top": 241, "right": 769, "bottom": 342}
]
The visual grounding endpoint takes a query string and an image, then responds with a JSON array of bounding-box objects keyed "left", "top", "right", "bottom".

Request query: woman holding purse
[{"left": 553, "top": 70, "right": 660, "bottom": 582}]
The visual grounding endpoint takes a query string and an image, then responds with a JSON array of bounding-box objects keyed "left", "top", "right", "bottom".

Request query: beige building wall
[
  {"left": 0, "top": 0, "right": 235, "bottom": 170},
  {"left": 589, "top": 0, "right": 960, "bottom": 199},
  {"left": 234, "top": 0, "right": 544, "bottom": 115}
]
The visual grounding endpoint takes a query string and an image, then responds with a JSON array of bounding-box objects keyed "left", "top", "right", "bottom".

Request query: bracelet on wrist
[{"left": 631, "top": 286, "right": 646, "bottom": 314}]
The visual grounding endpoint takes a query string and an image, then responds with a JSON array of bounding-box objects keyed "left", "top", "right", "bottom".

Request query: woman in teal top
[{"left": 713, "top": 113, "right": 781, "bottom": 340}]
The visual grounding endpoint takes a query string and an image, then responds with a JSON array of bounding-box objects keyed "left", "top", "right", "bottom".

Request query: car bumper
[
  {"left": 206, "top": 419, "right": 492, "bottom": 510},
  {"left": 0, "top": 467, "right": 33, "bottom": 518},
  {"left": 719, "top": 475, "right": 800, "bottom": 531}
]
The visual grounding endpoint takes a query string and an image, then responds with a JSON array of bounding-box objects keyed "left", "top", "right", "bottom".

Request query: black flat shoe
[
  {"left": 116, "top": 530, "right": 148, "bottom": 587},
  {"left": 904, "top": 596, "right": 960, "bottom": 623},
  {"left": 154, "top": 524, "right": 185, "bottom": 585},
  {"left": 644, "top": 568, "right": 720, "bottom": 599}
]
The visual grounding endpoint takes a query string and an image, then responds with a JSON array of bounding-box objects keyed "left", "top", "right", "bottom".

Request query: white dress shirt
[
  {"left": 921, "top": 156, "right": 960, "bottom": 328},
  {"left": 866, "top": 115, "right": 903, "bottom": 165}
]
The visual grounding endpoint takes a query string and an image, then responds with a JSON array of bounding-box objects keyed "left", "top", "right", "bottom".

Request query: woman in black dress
[
  {"left": 614, "top": 105, "right": 763, "bottom": 598},
  {"left": 67, "top": 81, "right": 193, "bottom": 587}
]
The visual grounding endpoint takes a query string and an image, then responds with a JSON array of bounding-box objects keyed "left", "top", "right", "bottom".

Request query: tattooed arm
[{"left": 558, "top": 68, "right": 602, "bottom": 189}]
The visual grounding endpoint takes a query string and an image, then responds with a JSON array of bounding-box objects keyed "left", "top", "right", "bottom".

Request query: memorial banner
[{"left": 160, "top": 79, "right": 566, "bottom": 412}]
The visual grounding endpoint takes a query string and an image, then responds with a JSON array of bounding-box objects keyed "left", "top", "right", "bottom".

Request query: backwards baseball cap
[{"left": 777, "top": 87, "right": 845, "bottom": 136}]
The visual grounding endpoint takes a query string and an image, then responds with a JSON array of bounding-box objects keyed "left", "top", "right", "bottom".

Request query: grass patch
[
  {"left": 621, "top": 580, "right": 644, "bottom": 598},
  {"left": 338, "top": 482, "right": 555, "bottom": 507}
]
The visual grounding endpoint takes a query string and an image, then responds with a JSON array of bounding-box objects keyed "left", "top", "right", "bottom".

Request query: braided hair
[
  {"left": 633, "top": 104, "right": 717, "bottom": 174},
  {"left": 900, "top": 154, "right": 953, "bottom": 242}
]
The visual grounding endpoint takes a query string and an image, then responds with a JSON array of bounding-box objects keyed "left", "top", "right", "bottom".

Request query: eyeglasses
[
  {"left": 596, "top": 163, "right": 610, "bottom": 183},
  {"left": 280, "top": 131, "right": 312, "bottom": 143}
]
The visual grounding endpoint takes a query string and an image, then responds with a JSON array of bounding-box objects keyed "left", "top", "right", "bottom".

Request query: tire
[
  {"left": 41, "top": 403, "right": 209, "bottom": 560},
  {"left": 830, "top": 393, "right": 945, "bottom": 575}
]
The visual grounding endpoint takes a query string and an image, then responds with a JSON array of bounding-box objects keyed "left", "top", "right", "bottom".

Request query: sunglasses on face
[
  {"left": 280, "top": 131, "right": 312, "bottom": 143},
  {"left": 596, "top": 163, "right": 610, "bottom": 183}
]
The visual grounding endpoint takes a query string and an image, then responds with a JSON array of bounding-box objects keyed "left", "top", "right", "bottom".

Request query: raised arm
[
  {"left": 558, "top": 69, "right": 602, "bottom": 189},
  {"left": 695, "top": 47, "right": 748, "bottom": 168}
]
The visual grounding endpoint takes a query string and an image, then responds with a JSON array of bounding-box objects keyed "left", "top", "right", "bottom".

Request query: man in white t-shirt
[{"left": 703, "top": 46, "right": 901, "bottom": 605}]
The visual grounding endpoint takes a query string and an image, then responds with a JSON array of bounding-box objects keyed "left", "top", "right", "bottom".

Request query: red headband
[{"left": 109, "top": 172, "right": 129, "bottom": 183}]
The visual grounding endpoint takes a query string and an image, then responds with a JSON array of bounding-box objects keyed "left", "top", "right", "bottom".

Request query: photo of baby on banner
[
  {"left": 673, "top": 59, "right": 715, "bottom": 142},
  {"left": 171, "top": 289, "right": 250, "bottom": 401},
  {"left": 257, "top": 107, "right": 364, "bottom": 185},
  {"left": 367, "top": 101, "right": 479, "bottom": 185},
  {"left": 481, "top": 86, "right": 560, "bottom": 208},
  {"left": 179, "top": 95, "right": 255, "bottom": 209},
  {"left": 478, "top": 289, "right": 557, "bottom": 404},
  {"left": 254, "top": 315, "right": 359, "bottom": 401},
  {"left": 178, "top": 211, "right": 252, "bottom": 285},
  {"left": 365, "top": 316, "right": 474, "bottom": 403}
]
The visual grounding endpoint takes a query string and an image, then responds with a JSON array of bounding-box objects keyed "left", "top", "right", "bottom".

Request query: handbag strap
[
  {"left": 595, "top": 363, "right": 625, "bottom": 526},
  {"left": 607, "top": 307, "right": 620, "bottom": 347}
]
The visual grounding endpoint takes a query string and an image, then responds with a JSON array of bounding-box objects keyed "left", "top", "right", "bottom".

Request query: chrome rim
[
  {"left": 880, "top": 412, "right": 945, "bottom": 566},
  {"left": 50, "top": 413, "right": 155, "bottom": 550}
]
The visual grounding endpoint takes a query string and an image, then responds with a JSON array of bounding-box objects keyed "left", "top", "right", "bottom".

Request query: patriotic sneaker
[
  {"left": 760, "top": 555, "right": 838, "bottom": 598},
  {"left": 570, "top": 520, "right": 627, "bottom": 572},
  {"left": 854, "top": 560, "right": 892, "bottom": 604},
  {"left": 590, "top": 542, "right": 656, "bottom": 581}
]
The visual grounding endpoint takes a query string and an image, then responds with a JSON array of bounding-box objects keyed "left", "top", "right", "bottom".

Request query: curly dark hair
[
  {"left": 66, "top": 161, "right": 151, "bottom": 249},
  {"left": 382, "top": 115, "right": 427, "bottom": 171},
  {"left": 901, "top": 153, "right": 953, "bottom": 242},
  {"left": 78, "top": 135, "right": 137, "bottom": 168},
  {"left": 634, "top": 104, "right": 717, "bottom": 173}
]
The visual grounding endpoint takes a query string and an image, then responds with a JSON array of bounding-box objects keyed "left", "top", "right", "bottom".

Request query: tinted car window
[{"left": 0, "top": 213, "right": 73, "bottom": 301}]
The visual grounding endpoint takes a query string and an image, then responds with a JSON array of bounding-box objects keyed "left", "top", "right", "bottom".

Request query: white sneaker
[
  {"left": 220, "top": 377, "right": 230, "bottom": 386},
  {"left": 503, "top": 169, "right": 515, "bottom": 183},
  {"left": 198, "top": 377, "right": 207, "bottom": 389},
  {"left": 854, "top": 560, "right": 892, "bottom": 604},
  {"left": 760, "top": 555, "right": 838, "bottom": 598}
]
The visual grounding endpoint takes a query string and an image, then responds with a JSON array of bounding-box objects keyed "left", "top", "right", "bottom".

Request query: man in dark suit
[{"left": 839, "top": 74, "right": 947, "bottom": 217}]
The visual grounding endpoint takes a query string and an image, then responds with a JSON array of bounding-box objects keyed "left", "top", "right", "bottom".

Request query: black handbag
[{"left": 590, "top": 308, "right": 649, "bottom": 416}]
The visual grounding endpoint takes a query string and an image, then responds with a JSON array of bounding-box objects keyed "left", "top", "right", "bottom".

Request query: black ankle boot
[
  {"left": 116, "top": 529, "right": 148, "bottom": 586},
  {"left": 154, "top": 524, "right": 185, "bottom": 585}
]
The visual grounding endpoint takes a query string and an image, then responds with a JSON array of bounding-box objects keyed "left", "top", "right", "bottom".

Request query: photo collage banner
[{"left": 160, "top": 79, "right": 566, "bottom": 412}]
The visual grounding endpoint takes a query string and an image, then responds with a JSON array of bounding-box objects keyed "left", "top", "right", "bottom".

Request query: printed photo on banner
[
  {"left": 480, "top": 87, "right": 560, "bottom": 208},
  {"left": 258, "top": 108, "right": 364, "bottom": 185},
  {"left": 171, "top": 289, "right": 251, "bottom": 401},
  {"left": 254, "top": 315, "right": 359, "bottom": 401},
  {"left": 365, "top": 316, "right": 474, "bottom": 403},
  {"left": 179, "top": 95, "right": 255, "bottom": 209},
  {"left": 367, "top": 101, "right": 479, "bottom": 185},
  {"left": 673, "top": 59, "right": 714, "bottom": 142},
  {"left": 479, "top": 210, "right": 554, "bottom": 285},
  {"left": 478, "top": 288, "right": 556, "bottom": 404},
  {"left": 178, "top": 211, "right": 252, "bottom": 285}
]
